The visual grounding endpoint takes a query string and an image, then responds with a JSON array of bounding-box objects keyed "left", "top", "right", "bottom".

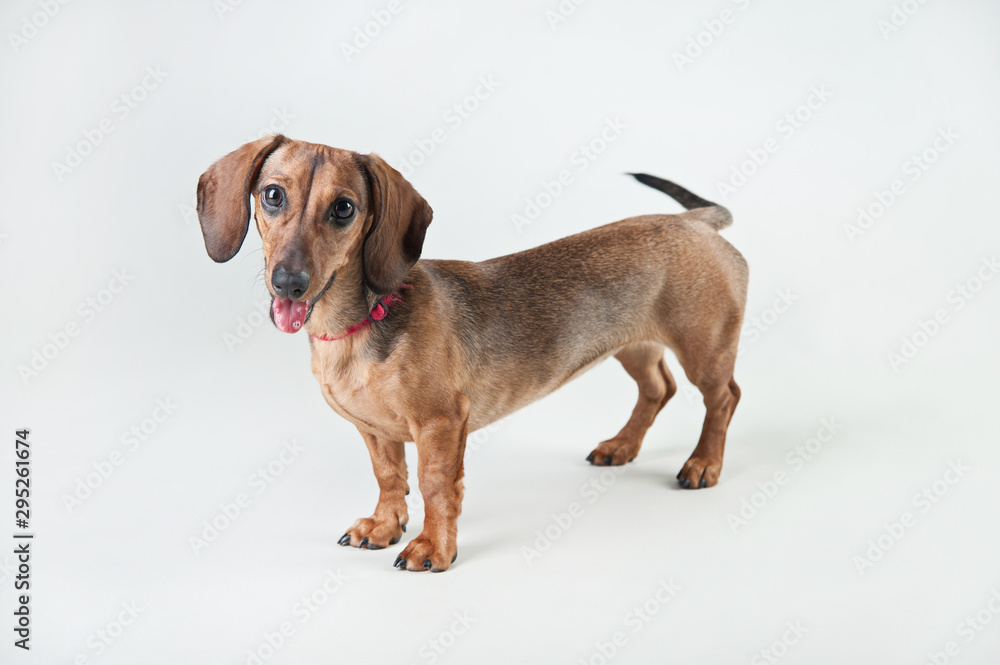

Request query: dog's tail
[{"left": 628, "top": 173, "right": 732, "bottom": 231}]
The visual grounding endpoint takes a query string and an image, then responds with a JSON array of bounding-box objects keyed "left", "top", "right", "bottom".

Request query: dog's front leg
[
  {"left": 339, "top": 433, "right": 409, "bottom": 549},
  {"left": 393, "top": 396, "right": 469, "bottom": 572}
]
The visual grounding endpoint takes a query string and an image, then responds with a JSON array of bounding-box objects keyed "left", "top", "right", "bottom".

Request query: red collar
[{"left": 309, "top": 284, "right": 411, "bottom": 342}]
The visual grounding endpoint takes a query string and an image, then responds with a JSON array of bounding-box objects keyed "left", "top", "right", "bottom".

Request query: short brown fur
[{"left": 197, "top": 136, "right": 748, "bottom": 572}]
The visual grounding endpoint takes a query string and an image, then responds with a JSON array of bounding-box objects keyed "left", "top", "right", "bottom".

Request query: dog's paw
[
  {"left": 392, "top": 533, "right": 457, "bottom": 572},
  {"left": 586, "top": 437, "right": 639, "bottom": 466},
  {"left": 338, "top": 515, "right": 406, "bottom": 550},
  {"left": 676, "top": 456, "right": 722, "bottom": 489}
]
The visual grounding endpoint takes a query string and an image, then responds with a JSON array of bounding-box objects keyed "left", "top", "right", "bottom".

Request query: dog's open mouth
[
  {"left": 269, "top": 271, "right": 337, "bottom": 334},
  {"left": 271, "top": 298, "right": 310, "bottom": 333}
]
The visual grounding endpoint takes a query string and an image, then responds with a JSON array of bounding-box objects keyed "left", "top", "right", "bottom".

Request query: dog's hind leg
[
  {"left": 587, "top": 342, "right": 677, "bottom": 466},
  {"left": 674, "top": 340, "right": 741, "bottom": 489}
]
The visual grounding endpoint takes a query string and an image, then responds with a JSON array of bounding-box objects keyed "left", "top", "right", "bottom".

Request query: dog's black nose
[{"left": 272, "top": 266, "right": 310, "bottom": 299}]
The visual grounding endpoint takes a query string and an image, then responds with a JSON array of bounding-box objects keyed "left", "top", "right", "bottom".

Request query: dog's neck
[
  {"left": 303, "top": 257, "right": 375, "bottom": 341},
  {"left": 303, "top": 255, "right": 414, "bottom": 347}
]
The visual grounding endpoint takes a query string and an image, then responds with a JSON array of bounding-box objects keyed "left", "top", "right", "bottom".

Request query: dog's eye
[
  {"left": 262, "top": 185, "right": 284, "bottom": 208},
  {"left": 331, "top": 199, "right": 355, "bottom": 223}
]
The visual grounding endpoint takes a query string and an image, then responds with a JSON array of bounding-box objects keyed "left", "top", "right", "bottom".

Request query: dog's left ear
[
  {"left": 197, "top": 134, "right": 286, "bottom": 262},
  {"left": 358, "top": 153, "right": 433, "bottom": 296}
]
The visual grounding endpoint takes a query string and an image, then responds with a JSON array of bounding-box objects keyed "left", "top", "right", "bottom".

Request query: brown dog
[{"left": 197, "top": 135, "right": 748, "bottom": 572}]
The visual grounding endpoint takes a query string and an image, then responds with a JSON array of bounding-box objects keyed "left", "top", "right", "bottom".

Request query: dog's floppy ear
[
  {"left": 358, "top": 153, "right": 433, "bottom": 295},
  {"left": 197, "top": 134, "right": 286, "bottom": 262}
]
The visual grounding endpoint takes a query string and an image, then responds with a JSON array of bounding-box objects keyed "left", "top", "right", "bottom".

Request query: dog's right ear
[{"left": 196, "top": 134, "right": 286, "bottom": 262}]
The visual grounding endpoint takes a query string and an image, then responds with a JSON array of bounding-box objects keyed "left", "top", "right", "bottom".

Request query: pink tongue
[{"left": 272, "top": 298, "right": 310, "bottom": 334}]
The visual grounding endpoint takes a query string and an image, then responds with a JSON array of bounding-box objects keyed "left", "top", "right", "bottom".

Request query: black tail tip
[{"left": 626, "top": 172, "right": 660, "bottom": 186}]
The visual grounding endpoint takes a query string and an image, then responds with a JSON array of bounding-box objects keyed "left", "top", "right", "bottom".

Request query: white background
[{"left": 2, "top": 0, "right": 1000, "bottom": 663}]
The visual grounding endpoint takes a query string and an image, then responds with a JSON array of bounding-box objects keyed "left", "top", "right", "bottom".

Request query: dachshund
[{"left": 197, "top": 135, "right": 748, "bottom": 571}]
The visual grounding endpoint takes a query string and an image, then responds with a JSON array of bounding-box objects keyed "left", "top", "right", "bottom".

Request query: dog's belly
[
  {"left": 455, "top": 287, "right": 656, "bottom": 432},
  {"left": 464, "top": 344, "right": 623, "bottom": 432}
]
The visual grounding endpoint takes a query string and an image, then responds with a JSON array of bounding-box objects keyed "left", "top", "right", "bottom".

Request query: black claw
[
  {"left": 367, "top": 543, "right": 384, "bottom": 550},
  {"left": 359, "top": 537, "right": 369, "bottom": 549},
  {"left": 401, "top": 524, "right": 407, "bottom": 533},
  {"left": 389, "top": 535, "right": 401, "bottom": 546},
  {"left": 676, "top": 468, "right": 683, "bottom": 480},
  {"left": 338, "top": 533, "right": 350, "bottom": 546},
  {"left": 394, "top": 556, "right": 406, "bottom": 569},
  {"left": 586, "top": 452, "right": 596, "bottom": 462},
  {"left": 604, "top": 455, "right": 612, "bottom": 465},
  {"left": 423, "top": 559, "right": 432, "bottom": 570},
  {"left": 679, "top": 477, "right": 691, "bottom": 489},
  {"left": 451, "top": 552, "right": 458, "bottom": 563},
  {"left": 699, "top": 478, "right": 707, "bottom": 489}
]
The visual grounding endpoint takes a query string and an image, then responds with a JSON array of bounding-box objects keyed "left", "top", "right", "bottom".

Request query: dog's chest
[{"left": 309, "top": 346, "right": 409, "bottom": 439}]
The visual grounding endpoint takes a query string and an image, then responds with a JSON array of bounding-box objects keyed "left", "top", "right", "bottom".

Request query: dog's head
[{"left": 196, "top": 135, "right": 432, "bottom": 333}]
